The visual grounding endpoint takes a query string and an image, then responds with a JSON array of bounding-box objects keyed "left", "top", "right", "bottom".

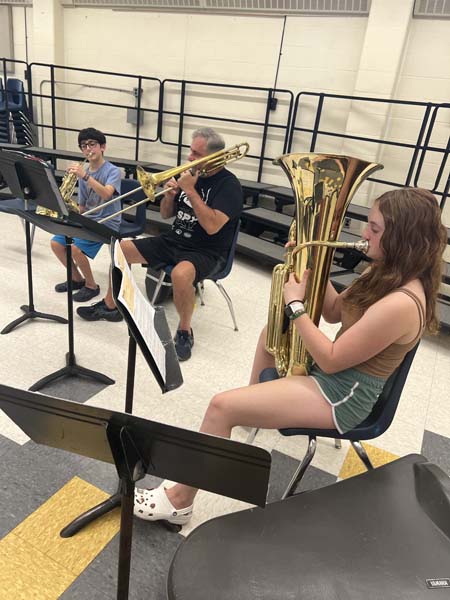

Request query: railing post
[
  {"left": 50, "top": 64, "right": 57, "bottom": 149},
  {"left": 310, "top": 94, "right": 324, "bottom": 153},
  {"left": 177, "top": 80, "right": 186, "bottom": 165},
  {"left": 134, "top": 75, "right": 143, "bottom": 162},
  {"left": 404, "top": 103, "right": 432, "bottom": 187},
  {"left": 257, "top": 89, "right": 274, "bottom": 182}
]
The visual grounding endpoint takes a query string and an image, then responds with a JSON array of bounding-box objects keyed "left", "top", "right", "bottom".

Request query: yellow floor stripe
[
  {"left": 339, "top": 443, "right": 399, "bottom": 480},
  {"left": 0, "top": 476, "right": 120, "bottom": 599}
]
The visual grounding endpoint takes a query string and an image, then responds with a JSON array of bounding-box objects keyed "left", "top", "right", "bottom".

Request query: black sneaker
[
  {"left": 174, "top": 329, "right": 194, "bottom": 361},
  {"left": 73, "top": 285, "right": 100, "bottom": 303},
  {"left": 77, "top": 299, "right": 123, "bottom": 322},
  {"left": 55, "top": 279, "right": 85, "bottom": 293}
]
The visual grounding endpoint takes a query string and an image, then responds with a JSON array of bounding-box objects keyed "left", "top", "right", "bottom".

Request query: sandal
[{"left": 134, "top": 485, "right": 193, "bottom": 525}]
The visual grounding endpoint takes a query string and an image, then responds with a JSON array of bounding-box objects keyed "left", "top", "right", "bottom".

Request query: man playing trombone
[{"left": 78, "top": 127, "right": 243, "bottom": 361}]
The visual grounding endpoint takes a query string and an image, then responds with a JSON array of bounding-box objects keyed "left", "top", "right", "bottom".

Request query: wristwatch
[{"left": 284, "top": 300, "right": 306, "bottom": 321}]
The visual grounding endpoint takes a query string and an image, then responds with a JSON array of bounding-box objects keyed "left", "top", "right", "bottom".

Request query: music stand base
[
  {"left": 29, "top": 352, "right": 115, "bottom": 392},
  {"left": 1, "top": 305, "right": 68, "bottom": 335},
  {"left": 61, "top": 491, "right": 122, "bottom": 538}
]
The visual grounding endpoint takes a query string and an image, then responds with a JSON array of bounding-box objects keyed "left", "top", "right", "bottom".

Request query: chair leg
[
  {"left": 21, "top": 219, "right": 35, "bottom": 248},
  {"left": 282, "top": 436, "right": 317, "bottom": 499},
  {"left": 334, "top": 438, "right": 342, "bottom": 449},
  {"left": 351, "top": 440, "right": 374, "bottom": 471},
  {"left": 150, "top": 270, "right": 167, "bottom": 306},
  {"left": 214, "top": 281, "right": 238, "bottom": 331},
  {"left": 246, "top": 427, "right": 259, "bottom": 444},
  {"left": 196, "top": 281, "right": 205, "bottom": 305}
]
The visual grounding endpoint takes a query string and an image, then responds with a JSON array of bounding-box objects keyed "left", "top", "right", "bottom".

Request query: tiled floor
[{"left": 0, "top": 210, "right": 449, "bottom": 599}]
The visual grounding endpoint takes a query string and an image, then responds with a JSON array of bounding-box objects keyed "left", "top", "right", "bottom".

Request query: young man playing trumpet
[
  {"left": 51, "top": 127, "right": 122, "bottom": 302},
  {"left": 78, "top": 127, "right": 243, "bottom": 361}
]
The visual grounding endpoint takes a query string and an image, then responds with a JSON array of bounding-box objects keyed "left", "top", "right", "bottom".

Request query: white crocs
[{"left": 133, "top": 485, "right": 193, "bottom": 525}]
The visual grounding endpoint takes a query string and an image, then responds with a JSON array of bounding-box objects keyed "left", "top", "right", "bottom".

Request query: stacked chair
[
  {"left": 0, "top": 78, "right": 10, "bottom": 143},
  {"left": 5, "top": 78, "right": 36, "bottom": 146}
]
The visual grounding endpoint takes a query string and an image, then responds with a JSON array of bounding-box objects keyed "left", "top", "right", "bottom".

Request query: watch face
[
  {"left": 284, "top": 302, "right": 304, "bottom": 320},
  {"left": 290, "top": 302, "right": 303, "bottom": 313}
]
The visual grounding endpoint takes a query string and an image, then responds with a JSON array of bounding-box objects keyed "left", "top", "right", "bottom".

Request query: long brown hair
[{"left": 345, "top": 188, "right": 447, "bottom": 333}]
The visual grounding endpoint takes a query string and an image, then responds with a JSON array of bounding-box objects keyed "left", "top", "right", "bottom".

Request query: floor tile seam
[
  {"left": 422, "top": 352, "right": 441, "bottom": 426},
  {"left": 392, "top": 410, "right": 430, "bottom": 432},
  {"left": 1, "top": 529, "right": 80, "bottom": 579},
  {"left": 10, "top": 528, "right": 78, "bottom": 574},
  {"left": 422, "top": 421, "right": 450, "bottom": 439}
]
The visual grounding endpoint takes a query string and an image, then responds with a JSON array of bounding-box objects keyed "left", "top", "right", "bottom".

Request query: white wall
[{"left": 5, "top": 3, "right": 450, "bottom": 221}]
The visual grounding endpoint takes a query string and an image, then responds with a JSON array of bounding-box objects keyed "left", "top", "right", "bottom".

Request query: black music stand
[
  {"left": 0, "top": 384, "right": 271, "bottom": 600},
  {"left": 0, "top": 150, "right": 67, "bottom": 334},
  {"left": 0, "top": 150, "right": 115, "bottom": 391},
  {"left": 59, "top": 245, "right": 184, "bottom": 538}
]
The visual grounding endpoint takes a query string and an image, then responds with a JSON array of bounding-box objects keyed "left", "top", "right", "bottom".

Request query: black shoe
[
  {"left": 55, "top": 279, "right": 85, "bottom": 293},
  {"left": 174, "top": 329, "right": 194, "bottom": 361},
  {"left": 72, "top": 285, "right": 100, "bottom": 302},
  {"left": 77, "top": 299, "right": 123, "bottom": 322}
]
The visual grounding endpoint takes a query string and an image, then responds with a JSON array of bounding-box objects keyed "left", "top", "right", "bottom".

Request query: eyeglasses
[{"left": 79, "top": 140, "right": 99, "bottom": 150}]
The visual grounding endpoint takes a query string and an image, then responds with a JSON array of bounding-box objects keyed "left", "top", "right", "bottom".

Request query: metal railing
[
  {"left": 1, "top": 58, "right": 449, "bottom": 210},
  {"left": 27, "top": 62, "right": 161, "bottom": 160},
  {"left": 289, "top": 91, "right": 450, "bottom": 210},
  {"left": 159, "top": 78, "right": 294, "bottom": 181}
]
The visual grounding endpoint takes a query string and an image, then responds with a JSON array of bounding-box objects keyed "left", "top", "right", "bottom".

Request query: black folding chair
[
  {"left": 250, "top": 342, "right": 419, "bottom": 498},
  {"left": 149, "top": 220, "right": 241, "bottom": 331}
]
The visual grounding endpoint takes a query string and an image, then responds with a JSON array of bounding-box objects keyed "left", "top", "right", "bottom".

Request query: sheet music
[{"left": 113, "top": 240, "right": 166, "bottom": 382}]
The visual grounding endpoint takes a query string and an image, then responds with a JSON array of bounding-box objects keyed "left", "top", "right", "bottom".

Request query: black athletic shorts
[{"left": 132, "top": 234, "right": 227, "bottom": 285}]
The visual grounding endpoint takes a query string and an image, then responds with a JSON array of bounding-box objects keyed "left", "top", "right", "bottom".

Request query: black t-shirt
[{"left": 167, "top": 168, "right": 243, "bottom": 255}]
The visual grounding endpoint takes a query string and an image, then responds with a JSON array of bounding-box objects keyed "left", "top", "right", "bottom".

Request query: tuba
[{"left": 266, "top": 153, "right": 383, "bottom": 377}]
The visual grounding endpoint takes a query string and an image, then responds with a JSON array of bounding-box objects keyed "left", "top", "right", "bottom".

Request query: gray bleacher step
[
  {"left": 237, "top": 231, "right": 285, "bottom": 266},
  {"left": 241, "top": 207, "right": 292, "bottom": 232}
]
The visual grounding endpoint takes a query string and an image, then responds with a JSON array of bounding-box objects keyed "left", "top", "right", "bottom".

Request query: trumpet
[{"left": 83, "top": 141, "right": 249, "bottom": 223}]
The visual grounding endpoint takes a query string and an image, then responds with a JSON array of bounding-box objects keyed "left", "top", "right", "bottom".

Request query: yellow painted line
[
  {"left": 339, "top": 443, "right": 399, "bottom": 479},
  {"left": 0, "top": 477, "right": 120, "bottom": 599}
]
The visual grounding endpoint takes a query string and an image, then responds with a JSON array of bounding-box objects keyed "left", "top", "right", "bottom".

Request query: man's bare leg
[{"left": 170, "top": 261, "right": 196, "bottom": 332}]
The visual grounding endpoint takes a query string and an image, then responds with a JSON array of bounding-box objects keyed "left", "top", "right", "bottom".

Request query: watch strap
[{"left": 289, "top": 308, "right": 307, "bottom": 321}]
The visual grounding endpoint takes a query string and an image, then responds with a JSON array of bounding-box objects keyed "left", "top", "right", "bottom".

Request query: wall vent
[
  {"left": 66, "top": 0, "right": 371, "bottom": 15},
  {"left": 0, "top": 0, "right": 32, "bottom": 5},
  {"left": 414, "top": 0, "right": 450, "bottom": 18}
]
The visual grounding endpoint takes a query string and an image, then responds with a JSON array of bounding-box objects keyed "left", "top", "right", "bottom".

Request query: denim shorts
[{"left": 310, "top": 365, "right": 386, "bottom": 434}]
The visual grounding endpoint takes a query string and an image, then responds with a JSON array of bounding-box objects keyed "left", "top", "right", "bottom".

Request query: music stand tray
[{"left": 0, "top": 384, "right": 271, "bottom": 600}]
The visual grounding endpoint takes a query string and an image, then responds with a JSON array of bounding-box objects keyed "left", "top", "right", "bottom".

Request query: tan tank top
[{"left": 335, "top": 288, "right": 425, "bottom": 378}]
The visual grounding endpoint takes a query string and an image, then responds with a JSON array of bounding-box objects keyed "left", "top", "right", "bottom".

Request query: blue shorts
[{"left": 51, "top": 235, "right": 103, "bottom": 259}]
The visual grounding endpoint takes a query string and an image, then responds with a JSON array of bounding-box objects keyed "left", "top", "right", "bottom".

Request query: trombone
[{"left": 83, "top": 141, "right": 249, "bottom": 224}]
